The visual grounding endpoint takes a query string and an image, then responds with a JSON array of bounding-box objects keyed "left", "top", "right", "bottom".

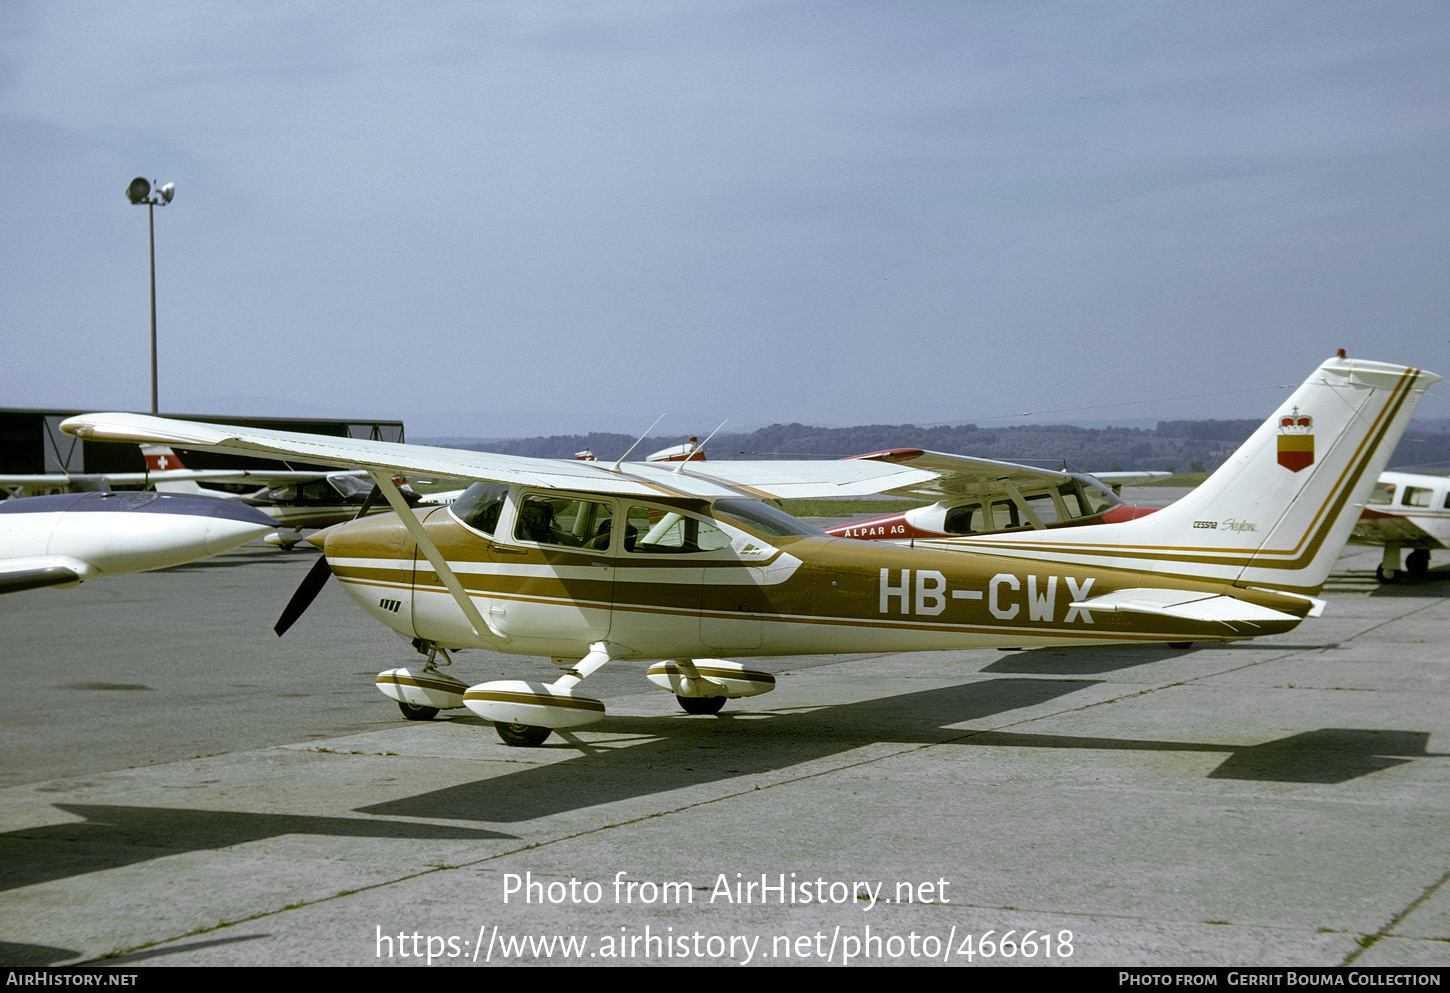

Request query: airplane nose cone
[
  {"left": 318, "top": 511, "right": 411, "bottom": 560},
  {"left": 200, "top": 500, "right": 282, "bottom": 554},
  {"left": 306, "top": 525, "right": 340, "bottom": 550}
]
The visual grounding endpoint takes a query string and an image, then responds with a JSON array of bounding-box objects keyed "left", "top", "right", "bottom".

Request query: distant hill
[{"left": 418, "top": 417, "right": 1450, "bottom": 475}]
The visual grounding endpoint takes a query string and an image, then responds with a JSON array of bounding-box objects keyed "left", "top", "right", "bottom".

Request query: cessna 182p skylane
[{"left": 61, "top": 355, "right": 1436, "bottom": 746}]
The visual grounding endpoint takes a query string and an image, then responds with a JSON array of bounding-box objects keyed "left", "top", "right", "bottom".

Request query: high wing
[
  {"left": 1092, "top": 470, "right": 1175, "bottom": 490},
  {"left": 0, "top": 469, "right": 265, "bottom": 499},
  {"left": 841, "top": 449, "right": 1169, "bottom": 500},
  {"left": 842, "top": 448, "right": 1079, "bottom": 500},
  {"left": 0, "top": 463, "right": 364, "bottom": 501},
  {"left": 59, "top": 414, "right": 943, "bottom": 501}
]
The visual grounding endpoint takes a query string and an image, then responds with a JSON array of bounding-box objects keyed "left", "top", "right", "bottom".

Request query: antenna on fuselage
[
  {"left": 674, "top": 419, "right": 727, "bottom": 474},
  {"left": 610, "top": 413, "right": 667, "bottom": 473}
]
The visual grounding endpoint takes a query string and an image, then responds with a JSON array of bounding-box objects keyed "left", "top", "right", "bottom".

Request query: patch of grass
[{"left": 1134, "top": 473, "right": 1210, "bottom": 487}]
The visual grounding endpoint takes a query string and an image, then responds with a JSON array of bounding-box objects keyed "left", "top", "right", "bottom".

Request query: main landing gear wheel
[
  {"left": 1406, "top": 549, "right": 1431, "bottom": 575},
  {"left": 677, "top": 694, "right": 726, "bottom": 715},
  {"left": 495, "top": 722, "right": 552, "bottom": 747},
  {"left": 1375, "top": 565, "right": 1401, "bottom": 584},
  {"left": 397, "top": 700, "right": 439, "bottom": 721}
]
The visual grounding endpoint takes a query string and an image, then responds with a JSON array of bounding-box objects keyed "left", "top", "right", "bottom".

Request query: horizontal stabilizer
[{"left": 1069, "top": 587, "right": 1299, "bottom": 626}]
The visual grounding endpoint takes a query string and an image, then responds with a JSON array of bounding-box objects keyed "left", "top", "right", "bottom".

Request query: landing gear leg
[{"left": 1377, "top": 544, "right": 1403, "bottom": 584}]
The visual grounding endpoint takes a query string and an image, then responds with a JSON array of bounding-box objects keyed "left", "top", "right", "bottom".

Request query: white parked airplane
[
  {"left": 61, "top": 355, "right": 1436, "bottom": 745},
  {"left": 0, "top": 490, "right": 278, "bottom": 594},
  {"left": 0, "top": 444, "right": 393, "bottom": 551},
  {"left": 1351, "top": 470, "right": 1450, "bottom": 582}
]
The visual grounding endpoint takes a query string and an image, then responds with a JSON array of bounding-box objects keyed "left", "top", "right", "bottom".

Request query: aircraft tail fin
[
  {"left": 142, "top": 445, "right": 204, "bottom": 495},
  {"left": 961, "top": 356, "right": 1440, "bottom": 594}
]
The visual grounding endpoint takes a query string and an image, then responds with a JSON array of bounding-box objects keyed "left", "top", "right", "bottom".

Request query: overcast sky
[{"left": 2, "top": 2, "right": 1447, "bottom": 439}]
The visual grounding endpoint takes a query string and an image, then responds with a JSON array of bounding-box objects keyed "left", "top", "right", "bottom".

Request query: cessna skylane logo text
[{"left": 878, "top": 569, "right": 1096, "bottom": 623}]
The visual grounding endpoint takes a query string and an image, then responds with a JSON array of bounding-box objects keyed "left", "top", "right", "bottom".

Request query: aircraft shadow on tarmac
[
  {"left": 0, "top": 805, "right": 515, "bottom": 895},
  {"left": 1, "top": 933, "right": 272, "bottom": 968},
  {"left": 1, "top": 940, "right": 82, "bottom": 968},
  {"left": 982, "top": 644, "right": 1207, "bottom": 675},
  {"left": 358, "top": 677, "right": 1445, "bottom": 824}
]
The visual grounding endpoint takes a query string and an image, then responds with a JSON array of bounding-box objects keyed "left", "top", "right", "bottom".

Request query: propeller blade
[
  {"left": 355, "top": 479, "right": 385, "bottom": 517},
  {"left": 274, "top": 553, "right": 333, "bottom": 637},
  {"left": 273, "top": 475, "right": 386, "bottom": 637}
]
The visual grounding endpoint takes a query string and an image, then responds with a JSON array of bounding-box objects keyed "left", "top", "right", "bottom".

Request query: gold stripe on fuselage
[{"left": 329, "top": 517, "right": 1309, "bottom": 654}]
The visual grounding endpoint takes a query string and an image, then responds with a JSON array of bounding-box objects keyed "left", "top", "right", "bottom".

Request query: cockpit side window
[
  {"left": 1403, "top": 486, "right": 1432, "bottom": 508},
  {"left": 1057, "top": 484, "right": 1086, "bottom": 519},
  {"left": 515, "top": 494, "right": 612, "bottom": 548},
  {"left": 1022, "top": 492, "right": 1062, "bottom": 524}
]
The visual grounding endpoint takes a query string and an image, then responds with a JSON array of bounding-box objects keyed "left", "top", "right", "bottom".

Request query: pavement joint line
[
  {"left": 71, "top": 680, "right": 1154, "bottom": 963},
  {"left": 1336, "top": 595, "right": 1450, "bottom": 643},
  {"left": 46, "top": 576, "right": 1445, "bottom": 966},
  {"left": 66, "top": 603, "right": 1435, "bottom": 965},
  {"left": 1338, "top": 865, "right": 1450, "bottom": 967}
]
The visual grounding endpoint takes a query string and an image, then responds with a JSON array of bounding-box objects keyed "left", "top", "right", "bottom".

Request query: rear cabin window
[
  {"left": 624, "top": 507, "right": 732, "bottom": 553},
  {"left": 1022, "top": 492, "right": 1062, "bottom": 525},
  {"left": 1402, "top": 487, "right": 1432, "bottom": 508},
  {"left": 1366, "top": 483, "right": 1396, "bottom": 505}
]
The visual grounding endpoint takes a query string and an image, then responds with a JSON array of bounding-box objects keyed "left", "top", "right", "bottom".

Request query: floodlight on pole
[{"left": 126, "top": 176, "right": 175, "bottom": 413}]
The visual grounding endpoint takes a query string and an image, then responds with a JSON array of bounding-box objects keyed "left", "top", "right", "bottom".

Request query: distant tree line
[{"left": 438, "top": 417, "right": 1449, "bottom": 475}]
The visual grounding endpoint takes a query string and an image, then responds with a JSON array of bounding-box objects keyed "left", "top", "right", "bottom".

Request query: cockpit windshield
[
  {"left": 329, "top": 474, "right": 375, "bottom": 499},
  {"left": 450, "top": 482, "right": 509, "bottom": 536},
  {"left": 1070, "top": 474, "right": 1122, "bottom": 517}
]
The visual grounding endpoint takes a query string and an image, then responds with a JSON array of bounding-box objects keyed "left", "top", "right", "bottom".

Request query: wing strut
[
  {"left": 1000, "top": 478, "right": 1046, "bottom": 530},
  {"left": 366, "top": 470, "right": 509, "bottom": 643}
]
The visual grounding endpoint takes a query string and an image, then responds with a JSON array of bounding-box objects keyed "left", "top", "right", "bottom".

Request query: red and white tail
[
  {"left": 141, "top": 444, "right": 186, "bottom": 472},
  {"left": 936, "top": 356, "right": 1440, "bottom": 595},
  {"left": 142, "top": 444, "right": 205, "bottom": 495}
]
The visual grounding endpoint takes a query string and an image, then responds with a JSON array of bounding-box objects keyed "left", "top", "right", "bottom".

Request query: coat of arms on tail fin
[
  {"left": 930, "top": 355, "right": 1440, "bottom": 597},
  {"left": 1277, "top": 407, "right": 1314, "bottom": 472}
]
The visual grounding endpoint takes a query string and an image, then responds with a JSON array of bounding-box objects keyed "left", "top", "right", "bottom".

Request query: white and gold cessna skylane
[{"left": 61, "top": 355, "right": 1437, "bottom": 746}]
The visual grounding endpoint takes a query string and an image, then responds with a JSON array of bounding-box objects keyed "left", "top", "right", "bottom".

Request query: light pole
[{"left": 126, "top": 177, "right": 175, "bottom": 414}]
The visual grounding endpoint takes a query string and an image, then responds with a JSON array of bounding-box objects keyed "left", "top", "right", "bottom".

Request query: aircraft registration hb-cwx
[{"left": 61, "top": 355, "right": 1437, "bottom": 746}]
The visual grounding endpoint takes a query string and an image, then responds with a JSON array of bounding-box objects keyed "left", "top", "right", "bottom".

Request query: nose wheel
[
  {"left": 397, "top": 700, "right": 439, "bottom": 721},
  {"left": 495, "top": 722, "right": 552, "bottom": 747},
  {"left": 677, "top": 694, "right": 726, "bottom": 715}
]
